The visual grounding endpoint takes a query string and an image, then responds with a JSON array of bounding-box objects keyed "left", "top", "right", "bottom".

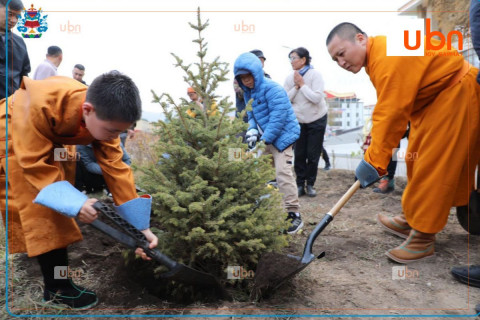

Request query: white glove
[{"left": 245, "top": 129, "right": 259, "bottom": 149}]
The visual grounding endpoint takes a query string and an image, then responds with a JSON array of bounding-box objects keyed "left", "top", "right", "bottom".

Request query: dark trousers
[
  {"left": 74, "top": 162, "right": 107, "bottom": 193},
  {"left": 321, "top": 147, "right": 330, "bottom": 165},
  {"left": 387, "top": 142, "right": 403, "bottom": 179},
  {"left": 386, "top": 156, "right": 397, "bottom": 179},
  {"left": 294, "top": 114, "right": 327, "bottom": 186}
]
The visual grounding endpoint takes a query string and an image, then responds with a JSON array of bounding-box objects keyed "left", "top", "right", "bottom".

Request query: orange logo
[{"left": 404, "top": 18, "right": 463, "bottom": 51}]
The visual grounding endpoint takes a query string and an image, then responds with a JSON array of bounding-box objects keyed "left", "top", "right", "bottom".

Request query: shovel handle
[
  {"left": 301, "top": 180, "right": 361, "bottom": 263},
  {"left": 329, "top": 180, "right": 361, "bottom": 218}
]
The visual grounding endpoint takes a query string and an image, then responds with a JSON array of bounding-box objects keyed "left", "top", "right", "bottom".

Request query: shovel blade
[{"left": 251, "top": 251, "right": 324, "bottom": 299}]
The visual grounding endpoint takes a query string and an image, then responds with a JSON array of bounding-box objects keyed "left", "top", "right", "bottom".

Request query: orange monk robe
[
  {"left": 0, "top": 76, "right": 138, "bottom": 257},
  {"left": 364, "top": 36, "right": 480, "bottom": 234}
]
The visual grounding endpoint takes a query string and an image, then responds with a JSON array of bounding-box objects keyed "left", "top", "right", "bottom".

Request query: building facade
[{"left": 324, "top": 90, "right": 364, "bottom": 131}]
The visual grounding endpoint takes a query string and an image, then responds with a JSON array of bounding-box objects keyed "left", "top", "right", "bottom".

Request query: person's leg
[
  {"left": 305, "top": 115, "right": 327, "bottom": 196},
  {"left": 294, "top": 123, "right": 308, "bottom": 196},
  {"left": 373, "top": 142, "right": 399, "bottom": 194},
  {"left": 80, "top": 167, "right": 107, "bottom": 193},
  {"left": 388, "top": 69, "right": 480, "bottom": 263},
  {"left": 322, "top": 147, "right": 331, "bottom": 170},
  {"left": 37, "top": 248, "right": 98, "bottom": 309},
  {"left": 268, "top": 145, "right": 303, "bottom": 234}
]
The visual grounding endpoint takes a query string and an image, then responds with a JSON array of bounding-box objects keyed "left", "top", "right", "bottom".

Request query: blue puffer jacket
[{"left": 234, "top": 52, "right": 300, "bottom": 152}]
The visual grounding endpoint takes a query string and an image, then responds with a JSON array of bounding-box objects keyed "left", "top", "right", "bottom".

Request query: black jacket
[
  {"left": 0, "top": 32, "right": 31, "bottom": 99},
  {"left": 471, "top": 0, "right": 480, "bottom": 83}
]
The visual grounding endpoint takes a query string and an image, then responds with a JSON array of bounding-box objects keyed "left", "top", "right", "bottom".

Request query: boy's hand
[
  {"left": 78, "top": 198, "right": 99, "bottom": 223},
  {"left": 246, "top": 128, "right": 259, "bottom": 149},
  {"left": 135, "top": 228, "right": 159, "bottom": 261}
]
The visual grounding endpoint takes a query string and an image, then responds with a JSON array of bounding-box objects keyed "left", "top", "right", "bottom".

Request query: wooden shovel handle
[{"left": 329, "top": 180, "right": 361, "bottom": 218}]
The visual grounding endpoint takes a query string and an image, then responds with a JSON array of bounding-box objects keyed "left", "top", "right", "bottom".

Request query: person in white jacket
[{"left": 284, "top": 47, "right": 328, "bottom": 197}]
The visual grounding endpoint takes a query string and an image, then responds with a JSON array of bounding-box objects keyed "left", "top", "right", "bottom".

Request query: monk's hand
[
  {"left": 135, "top": 228, "right": 158, "bottom": 261},
  {"left": 293, "top": 71, "right": 305, "bottom": 88},
  {"left": 78, "top": 198, "right": 99, "bottom": 223}
]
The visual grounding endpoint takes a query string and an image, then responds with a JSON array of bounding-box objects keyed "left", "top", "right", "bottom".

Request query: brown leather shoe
[
  {"left": 385, "top": 229, "right": 435, "bottom": 264},
  {"left": 377, "top": 213, "right": 411, "bottom": 239}
]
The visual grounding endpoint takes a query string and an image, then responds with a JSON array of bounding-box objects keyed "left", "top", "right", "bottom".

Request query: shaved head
[{"left": 326, "top": 22, "right": 367, "bottom": 46}]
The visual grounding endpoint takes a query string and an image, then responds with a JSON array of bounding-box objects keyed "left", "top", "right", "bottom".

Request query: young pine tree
[{"left": 137, "top": 9, "right": 289, "bottom": 299}]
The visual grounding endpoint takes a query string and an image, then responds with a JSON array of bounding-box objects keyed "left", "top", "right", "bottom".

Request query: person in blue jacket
[
  {"left": 75, "top": 143, "right": 131, "bottom": 194},
  {"left": 234, "top": 52, "right": 302, "bottom": 234}
]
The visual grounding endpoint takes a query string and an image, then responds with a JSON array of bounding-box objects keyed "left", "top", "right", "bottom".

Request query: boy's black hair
[
  {"left": 289, "top": 47, "right": 312, "bottom": 65},
  {"left": 86, "top": 70, "right": 142, "bottom": 123},
  {"left": 326, "top": 22, "right": 367, "bottom": 46}
]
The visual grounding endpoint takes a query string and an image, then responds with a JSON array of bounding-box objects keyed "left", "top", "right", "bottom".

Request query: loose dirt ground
[{"left": 1, "top": 169, "right": 479, "bottom": 319}]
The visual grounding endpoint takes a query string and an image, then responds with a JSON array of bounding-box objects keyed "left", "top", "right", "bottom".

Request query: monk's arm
[{"left": 364, "top": 57, "right": 420, "bottom": 175}]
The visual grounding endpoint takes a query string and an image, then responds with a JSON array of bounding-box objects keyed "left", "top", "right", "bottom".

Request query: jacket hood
[{"left": 234, "top": 52, "right": 264, "bottom": 92}]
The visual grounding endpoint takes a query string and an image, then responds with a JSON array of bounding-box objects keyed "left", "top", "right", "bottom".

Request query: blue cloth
[
  {"left": 34, "top": 181, "right": 88, "bottom": 217},
  {"left": 114, "top": 195, "right": 152, "bottom": 231},
  {"left": 355, "top": 159, "right": 381, "bottom": 188},
  {"left": 234, "top": 52, "right": 300, "bottom": 152},
  {"left": 298, "top": 65, "right": 312, "bottom": 77}
]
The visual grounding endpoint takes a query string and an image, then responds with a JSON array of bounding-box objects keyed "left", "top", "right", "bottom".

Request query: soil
[{"left": 4, "top": 169, "right": 480, "bottom": 318}]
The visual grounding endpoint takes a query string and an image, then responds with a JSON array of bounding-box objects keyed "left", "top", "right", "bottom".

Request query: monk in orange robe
[
  {"left": 327, "top": 23, "right": 480, "bottom": 263},
  {"left": 0, "top": 72, "right": 158, "bottom": 309}
]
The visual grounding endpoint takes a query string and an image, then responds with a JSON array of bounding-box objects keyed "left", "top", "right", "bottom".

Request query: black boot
[
  {"left": 297, "top": 185, "right": 306, "bottom": 197},
  {"left": 451, "top": 265, "right": 480, "bottom": 288},
  {"left": 306, "top": 185, "right": 317, "bottom": 197},
  {"left": 37, "top": 248, "right": 98, "bottom": 310}
]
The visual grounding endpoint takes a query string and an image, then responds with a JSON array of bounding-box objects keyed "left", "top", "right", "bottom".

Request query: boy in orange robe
[
  {"left": 0, "top": 71, "right": 158, "bottom": 309},
  {"left": 326, "top": 23, "right": 480, "bottom": 263}
]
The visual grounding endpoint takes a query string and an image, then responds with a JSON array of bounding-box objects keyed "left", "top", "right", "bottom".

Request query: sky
[{"left": 15, "top": 0, "right": 417, "bottom": 121}]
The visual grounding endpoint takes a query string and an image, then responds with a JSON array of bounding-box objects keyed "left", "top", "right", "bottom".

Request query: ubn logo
[
  {"left": 227, "top": 266, "right": 255, "bottom": 279},
  {"left": 54, "top": 266, "right": 83, "bottom": 279},
  {"left": 60, "top": 20, "right": 81, "bottom": 34},
  {"left": 234, "top": 20, "right": 255, "bottom": 34},
  {"left": 54, "top": 147, "right": 80, "bottom": 161},
  {"left": 392, "top": 148, "right": 419, "bottom": 161},
  {"left": 387, "top": 18, "right": 463, "bottom": 56},
  {"left": 392, "top": 266, "right": 419, "bottom": 280},
  {"left": 228, "top": 148, "right": 254, "bottom": 162}
]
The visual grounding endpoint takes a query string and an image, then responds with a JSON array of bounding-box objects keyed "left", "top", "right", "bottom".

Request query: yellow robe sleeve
[{"left": 92, "top": 139, "right": 138, "bottom": 205}]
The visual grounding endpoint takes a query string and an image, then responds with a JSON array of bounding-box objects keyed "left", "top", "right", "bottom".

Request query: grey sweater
[{"left": 284, "top": 68, "right": 327, "bottom": 124}]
